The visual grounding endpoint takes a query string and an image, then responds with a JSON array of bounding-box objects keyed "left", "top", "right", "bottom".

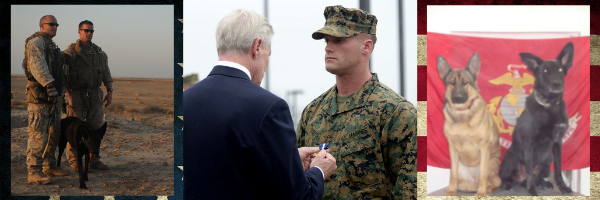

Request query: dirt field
[{"left": 10, "top": 76, "right": 174, "bottom": 196}]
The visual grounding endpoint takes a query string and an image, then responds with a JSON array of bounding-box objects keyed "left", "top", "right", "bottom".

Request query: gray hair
[{"left": 216, "top": 9, "right": 274, "bottom": 56}]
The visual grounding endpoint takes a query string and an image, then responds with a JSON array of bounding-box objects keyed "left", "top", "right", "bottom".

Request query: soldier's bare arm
[
  {"left": 384, "top": 102, "right": 417, "bottom": 200},
  {"left": 103, "top": 81, "right": 113, "bottom": 107},
  {"left": 27, "top": 38, "right": 55, "bottom": 87}
]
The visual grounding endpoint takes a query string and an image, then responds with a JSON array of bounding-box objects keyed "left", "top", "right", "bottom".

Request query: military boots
[
  {"left": 43, "top": 166, "right": 69, "bottom": 176},
  {"left": 28, "top": 171, "right": 51, "bottom": 185},
  {"left": 90, "top": 160, "right": 109, "bottom": 170}
]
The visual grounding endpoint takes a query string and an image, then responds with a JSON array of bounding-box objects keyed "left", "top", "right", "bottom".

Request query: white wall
[
  {"left": 402, "top": 0, "right": 417, "bottom": 107},
  {"left": 427, "top": 6, "right": 590, "bottom": 37},
  {"left": 426, "top": 5, "right": 590, "bottom": 195}
]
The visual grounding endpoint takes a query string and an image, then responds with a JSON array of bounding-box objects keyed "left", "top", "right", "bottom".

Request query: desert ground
[{"left": 10, "top": 75, "right": 174, "bottom": 196}]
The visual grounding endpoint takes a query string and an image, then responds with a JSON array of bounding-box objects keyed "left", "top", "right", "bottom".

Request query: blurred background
[{"left": 183, "top": 0, "right": 417, "bottom": 128}]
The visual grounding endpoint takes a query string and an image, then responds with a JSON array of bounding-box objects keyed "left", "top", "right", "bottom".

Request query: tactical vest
[
  {"left": 23, "top": 32, "right": 64, "bottom": 104},
  {"left": 65, "top": 41, "right": 106, "bottom": 90}
]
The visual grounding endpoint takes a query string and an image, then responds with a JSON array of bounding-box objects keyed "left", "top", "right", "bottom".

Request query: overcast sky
[
  {"left": 184, "top": 0, "right": 417, "bottom": 123},
  {"left": 11, "top": 5, "right": 174, "bottom": 79}
]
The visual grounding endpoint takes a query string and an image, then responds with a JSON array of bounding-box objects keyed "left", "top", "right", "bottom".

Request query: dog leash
[{"left": 41, "top": 103, "right": 56, "bottom": 159}]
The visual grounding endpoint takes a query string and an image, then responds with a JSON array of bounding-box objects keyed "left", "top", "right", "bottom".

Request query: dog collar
[{"left": 533, "top": 90, "right": 559, "bottom": 108}]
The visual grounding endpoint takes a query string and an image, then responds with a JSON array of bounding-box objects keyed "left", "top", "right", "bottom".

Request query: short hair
[
  {"left": 78, "top": 20, "right": 94, "bottom": 29},
  {"left": 216, "top": 9, "right": 274, "bottom": 56},
  {"left": 356, "top": 33, "right": 377, "bottom": 50},
  {"left": 39, "top": 15, "right": 56, "bottom": 26}
]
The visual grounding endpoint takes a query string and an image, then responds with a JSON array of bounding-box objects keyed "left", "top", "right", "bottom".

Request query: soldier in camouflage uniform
[
  {"left": 23, "top": 15, "right": 70, "bottom": 184},
  {"left": 296, "top": 6, "right": 417, "bottom": 199},
  {"left": 63, "top": 20, "right": 113, "bottom": 171}
]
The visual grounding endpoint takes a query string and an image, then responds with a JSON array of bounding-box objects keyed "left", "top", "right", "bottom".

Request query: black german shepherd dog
[
  {"left": 499, "top": 42, "right": 574, "bottom": 196},
  {"left": 57, "top": 117, "right": 107, "bottom": 189}
]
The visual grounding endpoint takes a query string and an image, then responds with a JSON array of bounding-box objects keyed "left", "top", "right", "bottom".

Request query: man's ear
[
  {"left": 251, "top": 38, "right": 263, "bottom": 58},
  {"left": 362, "top": 39, "right": 373, "bottom": 55}
]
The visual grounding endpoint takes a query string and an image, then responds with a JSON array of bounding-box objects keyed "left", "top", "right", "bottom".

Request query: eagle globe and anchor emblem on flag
[{"left": 485, "top": 64, "right": 582, "bottom": 150}]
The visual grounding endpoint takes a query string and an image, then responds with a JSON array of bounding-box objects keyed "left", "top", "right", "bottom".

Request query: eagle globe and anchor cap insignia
[{"left": 487, "top": 64, "right": 582, "bottom": 149}]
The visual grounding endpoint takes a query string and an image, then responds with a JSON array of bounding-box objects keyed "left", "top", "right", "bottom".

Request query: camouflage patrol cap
[{"left": 312, "top": 5, "right": 377, "bottom": 40}]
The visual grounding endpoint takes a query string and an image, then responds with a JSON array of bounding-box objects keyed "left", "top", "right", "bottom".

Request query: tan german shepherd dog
[{"left": 437, "top": 53, "right": 502, "bottom": 196}]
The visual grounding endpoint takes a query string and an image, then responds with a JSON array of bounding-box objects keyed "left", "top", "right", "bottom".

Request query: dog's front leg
[
  {"left": 524, "top": 144, "right": 538, "bottom": 196},
  {"left": 445, "top": 142, "right": 459, "bottom": 196},
  {"left": 552, "top": 123, "right": 572, "bottom": 194},
  {"left": 475, "top": 145, "right": 490, "bottom": 196},
  {"left": 77, "top": 153, "right": 86, "bottom": 189}
]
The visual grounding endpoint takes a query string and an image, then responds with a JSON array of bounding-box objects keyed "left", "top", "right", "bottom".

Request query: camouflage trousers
[
  {"left": 26, "top": 96, "right": 62, "bottom": 171},
  {"left": 66, "top": 88, "right": 105, "bottom": 164}
]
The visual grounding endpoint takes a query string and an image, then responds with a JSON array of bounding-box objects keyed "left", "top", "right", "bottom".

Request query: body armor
[
  {"left": 23, "top": 32, "right": 65, "bottom": 104},
  {"left": 65, "top": 41, "right": 106, "bottom": 90}
]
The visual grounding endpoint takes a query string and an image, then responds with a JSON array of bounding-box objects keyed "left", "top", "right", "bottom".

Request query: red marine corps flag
[{"left": 427, "top": 32, "right": 590, "bottom": 171}]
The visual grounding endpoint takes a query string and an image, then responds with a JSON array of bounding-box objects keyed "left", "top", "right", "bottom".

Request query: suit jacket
[{"left": 184, "top": 65, "right": 324, "bottom": 200}]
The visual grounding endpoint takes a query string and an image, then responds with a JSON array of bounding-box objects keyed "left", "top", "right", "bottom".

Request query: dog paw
[
  {"left": 79, "top": 184, "right": 87, "bottom": 189},
  {"left": 444, "top": 191, "right": 456, "bottom": 196},
  {"left": 539, "top": 181, "right": 554, "bottom": 190},
  {"left": 501, "top": 183, "right": 513, "bottom": 191},
  {"left": 559, "top": 186, "right": 573, "bottom": 194}
]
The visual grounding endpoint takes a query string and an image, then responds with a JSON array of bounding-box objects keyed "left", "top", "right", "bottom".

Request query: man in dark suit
[{"left": 183, "top": 9, "right": 337, "bottom": 200}]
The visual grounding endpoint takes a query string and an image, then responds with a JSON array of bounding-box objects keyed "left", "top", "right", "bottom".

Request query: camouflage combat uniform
[
  {"left": 23, "top": 32, "right": 65, "bottom": 174},
  {"left": 63, "top": 39, "right": 112, "bottom": 166},
  {"left": 298, "top": 5, "right": 417, "bottom": 199},
  {"left": 297, "top": 74, "right": 417, "bottom": 199}
]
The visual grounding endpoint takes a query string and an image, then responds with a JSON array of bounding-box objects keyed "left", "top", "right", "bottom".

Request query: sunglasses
[
  {"left": 44, "top": 23, "right": 59, "bottom": 27},
  {"left": 79, "top": 29, "right": 95, "bottom": 33}
]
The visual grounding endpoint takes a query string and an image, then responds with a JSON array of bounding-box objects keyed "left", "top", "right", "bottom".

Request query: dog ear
[
  {"left": 466, "top": 52, "right": 481, "bottom": 79},
  {"left": 556, "top": 42, "right": 574, "bottom": 74},
  {"left": 437, "top": 55, "right": 451, "bottom": 81},
  {"left": 98, "top": 122, "right": 107, "bottom": 139},
  {"left": 520, "top": 53, "right": 543, "bottom": 72}
]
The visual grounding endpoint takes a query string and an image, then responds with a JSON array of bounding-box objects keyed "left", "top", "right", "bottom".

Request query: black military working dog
[
  {"left": 499, "top": 42, "right": 574, "bottom": 196},
  {"left": 57, "top": 117, "right": 107, "bottom": 189}
]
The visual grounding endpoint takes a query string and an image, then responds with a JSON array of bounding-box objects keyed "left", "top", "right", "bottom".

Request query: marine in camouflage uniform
[
  {"left": 23, "top": 15, "right": 69, "bottom": 184},
  {"left": 297, "top": 6, "right": 417, "bottom": 199},
  {"left": 63, "top": 20, "right": 113, "bottom": 171}
]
